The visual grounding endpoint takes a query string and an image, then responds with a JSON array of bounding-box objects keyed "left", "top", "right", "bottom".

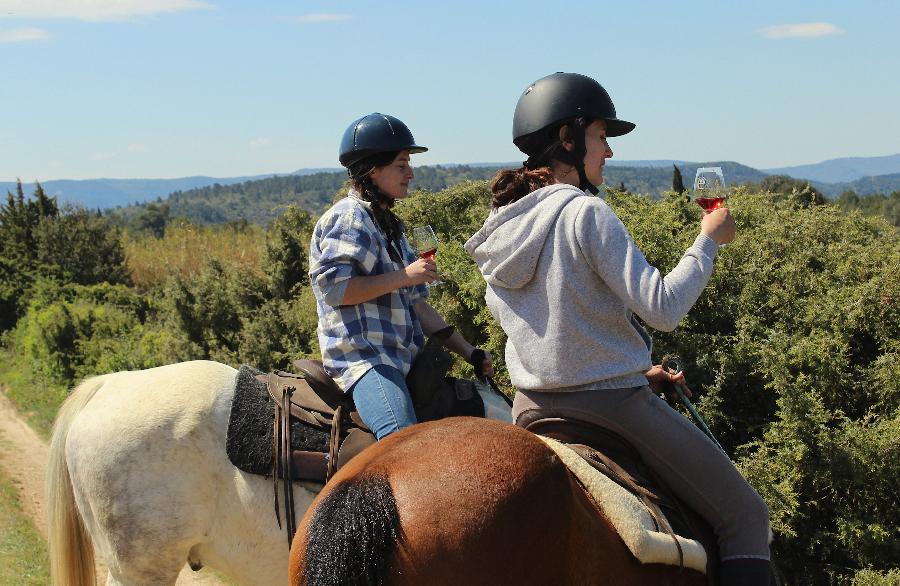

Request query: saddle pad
[
  {"left": 226, "top": 365, "right": 329, "bottom": 476},
  {"left": 538, "top": 435, "right": 707, "bottom": 573}
]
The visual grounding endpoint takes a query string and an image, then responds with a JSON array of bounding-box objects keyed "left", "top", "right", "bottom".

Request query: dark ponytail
[
  {"left": 490, "top": 166, "right": 555, "bottom": 208},
  {"left": 491, "top": 117, "right": 593, "bottom": 208}
]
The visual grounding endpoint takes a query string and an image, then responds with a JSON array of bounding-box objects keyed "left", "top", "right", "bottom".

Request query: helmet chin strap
[
  {"left": 560, "top": 121, "right": 599, "bottom": 195},
  {"left": 576, "top": 163, "right": 599, "bottom": 195}
]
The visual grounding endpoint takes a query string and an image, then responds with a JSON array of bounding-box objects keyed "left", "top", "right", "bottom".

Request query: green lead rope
[{"left": 662, "top": 355, "right": 727, "bottom": 455}]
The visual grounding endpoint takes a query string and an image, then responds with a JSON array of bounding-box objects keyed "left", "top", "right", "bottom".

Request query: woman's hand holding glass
[
  {"left": 700, "top": 208, "right": 736, "bottom": 245},
  {"left": 410, "top": 225, "right": 442, "bottom": 286},
  {"left": 403, "top": 257, "right": 438, "bottom": 286},
  {"left": 694, "top": 167, "right": 736, "bottom": 246}
]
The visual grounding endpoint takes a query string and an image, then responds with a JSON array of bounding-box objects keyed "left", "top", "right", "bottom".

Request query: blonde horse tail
[{"left": 47, "top": 375, "right": 108, "bottom": 586}]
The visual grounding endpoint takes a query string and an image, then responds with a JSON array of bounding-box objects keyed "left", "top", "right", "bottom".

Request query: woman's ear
[{"left": 558, "top": 125, "right": 575, "bottom": 152}]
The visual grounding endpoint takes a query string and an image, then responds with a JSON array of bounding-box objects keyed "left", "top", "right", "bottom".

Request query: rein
[{"left": 661, "top": 355, "right": 726, "bottom": 454}]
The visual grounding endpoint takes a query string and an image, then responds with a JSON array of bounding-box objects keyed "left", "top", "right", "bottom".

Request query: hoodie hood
[{"left": 465, "top": 184, "right": 585, "bottom": 289}]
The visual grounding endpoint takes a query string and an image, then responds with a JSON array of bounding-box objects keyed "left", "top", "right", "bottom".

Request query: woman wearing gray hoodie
[{"left": 464, "top": 73, "right": 771, "bottom": 585}]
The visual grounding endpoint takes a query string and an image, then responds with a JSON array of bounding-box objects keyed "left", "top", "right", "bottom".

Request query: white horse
[
  {"left": 47, "top": 360, "right": 320, "bottom": 586},
  {"left": 47, "top": 359, "right": 512, "bottom": 586}
]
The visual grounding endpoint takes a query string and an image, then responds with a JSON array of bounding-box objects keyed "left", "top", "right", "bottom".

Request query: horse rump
[{"left": 299, "top": 473, "right": 400, "bottom": 586}]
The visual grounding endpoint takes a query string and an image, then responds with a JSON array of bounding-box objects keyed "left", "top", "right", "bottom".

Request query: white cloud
[
  {"left": 296, "top": 13, "right": 351, "bottom": 24},
  {"left": 127, "top": 144, "right": 148, "bottom": 153},
  {"left": 757, "top": 22, "right": 845, "bottom": 39},
  {"left": 0, "top": 0, "right": 211, "bottom": 22},
  {"left": 249, "top": 138, "right": 272, "bottom": 149},
  {"left": 0, "top": 27, "right": 47, "bottom": 42}
]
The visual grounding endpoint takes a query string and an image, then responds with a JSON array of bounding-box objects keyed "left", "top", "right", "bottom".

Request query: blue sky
[{"left": 1, "top": 0, "right": 898, "bottom": 180}]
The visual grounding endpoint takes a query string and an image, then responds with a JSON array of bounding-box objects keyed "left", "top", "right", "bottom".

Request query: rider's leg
[
  {"left": 351, "top": 364, "right": 417, "bottom": 440},
  {"left": 514, "top": 386, "right": 771, "bottom": 577},
  {"left": 721, "top": 558, "right": 772, "bottom": 586}
]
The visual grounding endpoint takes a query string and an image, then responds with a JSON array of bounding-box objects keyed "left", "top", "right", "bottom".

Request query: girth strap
[
  {"left": 271, "top": 380, "right": 300, "bottom": 546},
  {"left": 327, "top": 405, "right": 343, "bottom": 481},
  {"left": 262, "top": 366, "right": 372, "bottom": 549}
]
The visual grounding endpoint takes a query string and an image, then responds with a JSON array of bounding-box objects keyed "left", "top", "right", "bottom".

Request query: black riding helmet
[
  {"left": 339, "top": 113, "right": 428, "bottom": 168},
  {"left": 512, "top": 73, "right": 635, "bottom": 194}
]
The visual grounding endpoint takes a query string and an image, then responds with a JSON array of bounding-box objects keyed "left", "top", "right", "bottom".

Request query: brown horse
[{"left": 288, "top": 417, "right": 706, "bottom": 586}]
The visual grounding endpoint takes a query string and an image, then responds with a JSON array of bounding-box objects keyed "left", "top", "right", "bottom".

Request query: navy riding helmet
[{"left": 339, "top": 113, "right": 428, "bottom": 168}]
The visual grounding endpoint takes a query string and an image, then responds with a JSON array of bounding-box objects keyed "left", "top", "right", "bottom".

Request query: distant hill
[
  {"left": 112, "top": 165, "right": 509, "bottom": 225},
  {"left": 7, "top": 154, "right": 900, "bottom": 213},
  {"left": 605, "top": 161, "right": 768, "bottom": 194},
  {"left": 765, "top": 153, "right": 900, "bottom": 183},
  {"left": 607, "top": 160, "right": 693, "bottom": 168},
  {"left": 0, "top": 169, "right": 338, "bottom": 210},
  {"left": 818, "top": 172, "right": 900, "bottom": 198},
  {"left": 108, "top": 161, "right": 772, "bottom": 226}
]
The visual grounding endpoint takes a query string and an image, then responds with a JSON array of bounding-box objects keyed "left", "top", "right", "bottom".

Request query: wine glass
[
  {"left": 410, "top": 225, "right": 442, "bottom": 286},
  {"left": 693, "top": 167, "right": 726, "bottom": 213}
]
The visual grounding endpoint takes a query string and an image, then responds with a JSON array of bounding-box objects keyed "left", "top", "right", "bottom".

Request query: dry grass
[{"left": 124, "top": 223, "right": 266, "bottom": 289}]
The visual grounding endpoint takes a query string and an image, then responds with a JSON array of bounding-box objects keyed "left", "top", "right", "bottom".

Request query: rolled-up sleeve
[{"left": 310, "top": 208, "right": 378, "bottom": 307}]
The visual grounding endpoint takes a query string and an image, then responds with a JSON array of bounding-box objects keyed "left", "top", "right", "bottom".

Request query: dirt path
[{"left": 0, "top": 389, "right": 228, "bottom": 585}]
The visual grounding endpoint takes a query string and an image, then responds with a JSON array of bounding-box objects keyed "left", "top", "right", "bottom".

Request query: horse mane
[{"left": 303, "top": 474, "right": 400, "bottom": 586}]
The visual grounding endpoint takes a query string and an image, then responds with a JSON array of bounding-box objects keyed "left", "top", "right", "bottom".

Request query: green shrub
[
  {"left": 851, "top": 568, "right": 900, "bottom": 586},
  {"left": 16, "top": 281, "right": 151, "bottom": 383},
  {"left": 237, "top": 288, "right": 320, "bottom": 371}
]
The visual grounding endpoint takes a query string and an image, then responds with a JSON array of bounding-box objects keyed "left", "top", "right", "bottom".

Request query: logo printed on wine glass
[{"left": 694, "top": 167, "right": 726, "bottom": 213}]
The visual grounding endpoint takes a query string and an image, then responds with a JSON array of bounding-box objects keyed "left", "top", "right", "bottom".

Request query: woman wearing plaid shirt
[{"left": 309, "top": 113, "right": 493, "bottom": 440}]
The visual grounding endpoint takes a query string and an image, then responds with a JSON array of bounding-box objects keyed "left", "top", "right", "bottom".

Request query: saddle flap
[
  {"left": 292, "top": 359, "right": 346, "bottom": 410},
  {"left": 336, "top": 428, "right": 377, "bottom": 470},
  {"left": 289, "top": 450, "right": 328, "bottom": 483},
  {"left": 263, "top": 370, "right": 344, "bottom": 417}
]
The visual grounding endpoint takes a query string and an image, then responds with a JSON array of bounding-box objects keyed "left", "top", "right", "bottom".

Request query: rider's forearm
[
  {"left": 414, "top": 301, "right": 475, "bottom": 360},
  {"left": 341, "top": 271, "right": 410, "bottom": 305}
]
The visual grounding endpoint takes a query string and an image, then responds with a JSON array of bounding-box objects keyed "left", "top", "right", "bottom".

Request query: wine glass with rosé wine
[
  {"left": 693, "top": 166, "right": 726, "bottom": 213},
  {"left": 410, "top": 225, "right": 442, "bottom": 287}
]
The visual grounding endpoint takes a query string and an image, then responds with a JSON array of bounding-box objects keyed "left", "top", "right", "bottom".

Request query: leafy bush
[
  {"left": 15, "top": 281, "right": 151, "bottom": 383},
  {"left": 237, "top": 289, "right": 320, "bottom": 372},
  {"left": 263, "top": 206, "right": 315, "bottom": 300},
  {"left": 851, "top": 568, "right": 900, "bottom": 586},
  {"left": 611, "top": 188, "right": 899, "bottom": 584},
  {"left": 35, "top": 206, "right": 131, "bottom": 286}
]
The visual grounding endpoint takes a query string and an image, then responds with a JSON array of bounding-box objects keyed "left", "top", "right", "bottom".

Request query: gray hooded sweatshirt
[{"left": 464, "top": 184, "right": 719, "bottom": 392}]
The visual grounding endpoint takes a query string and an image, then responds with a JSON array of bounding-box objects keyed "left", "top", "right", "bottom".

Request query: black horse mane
[{"left": 303, "top": 474, "right": 400, "bottom": 586}]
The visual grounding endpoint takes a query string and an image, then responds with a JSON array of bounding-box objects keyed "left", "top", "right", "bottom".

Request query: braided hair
[{"left": 347, "top": 151, "right": 406, "bottom": 262}]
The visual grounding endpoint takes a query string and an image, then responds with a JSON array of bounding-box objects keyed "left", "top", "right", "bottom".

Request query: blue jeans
[{"left": 350, "top": 364, "right": 418, "bottom": 440}]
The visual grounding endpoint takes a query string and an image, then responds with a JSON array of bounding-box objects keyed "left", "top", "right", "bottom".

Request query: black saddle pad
[{"left": 225, "top": 365, "right": 329, "bottom": 476}]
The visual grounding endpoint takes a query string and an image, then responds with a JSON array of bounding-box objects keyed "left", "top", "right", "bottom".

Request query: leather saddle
[
  {"left": 256, "top": 359, "right": 376, "bottom": 546},
  {"left": 518, "top": 411, "right": 720, "bottom": 581},
  {"left": 257, "top": 350, "right": 506, "bottom": 548}
]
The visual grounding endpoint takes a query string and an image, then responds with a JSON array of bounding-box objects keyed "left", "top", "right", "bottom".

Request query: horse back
[{"left": 292, "top": 417, "right": 703, "bottom": 585}]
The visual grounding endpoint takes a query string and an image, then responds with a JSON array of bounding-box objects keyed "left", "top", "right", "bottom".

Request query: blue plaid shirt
[{"left": 309, "top": 193, "right": 428, "bottom": 391}]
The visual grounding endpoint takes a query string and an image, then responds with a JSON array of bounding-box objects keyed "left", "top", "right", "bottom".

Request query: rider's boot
[{"left": 720, "top": 558, "right": 771, "bottom": 586}]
